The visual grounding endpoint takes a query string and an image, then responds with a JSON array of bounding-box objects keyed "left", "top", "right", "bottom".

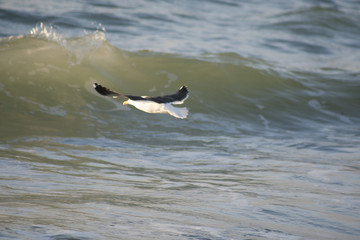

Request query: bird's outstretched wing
[
  {"left": 93, "top": 83, "right": 189, "bottom": 118},
  {"left": 93, "top": 83, "right": 123, "bottom": 98},
  {"left": 141, "top": 86, "right": 189, "bottom": 104},
  {"left": 94, "top": 83, "right": 189, "bottom": 105}
]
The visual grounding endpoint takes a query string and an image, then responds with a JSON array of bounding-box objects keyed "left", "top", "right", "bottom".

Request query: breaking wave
[{"left": 0, "top": 24, "right": 359, "bottom": 139}]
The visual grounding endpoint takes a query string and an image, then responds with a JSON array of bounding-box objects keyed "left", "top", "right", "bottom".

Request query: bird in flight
[{"left": 93, "top": 83, "right": 189, "bottom": 119}]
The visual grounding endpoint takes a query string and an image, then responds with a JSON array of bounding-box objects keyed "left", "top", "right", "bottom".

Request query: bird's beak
[{"left": 123, "top": 100, "right": 128, "bottom": 105}]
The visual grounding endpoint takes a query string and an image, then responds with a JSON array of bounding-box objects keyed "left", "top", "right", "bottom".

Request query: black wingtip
[
  {"left": 93, "top": 83, "right": 122, "bottom": 98},
  {"left": 93, "top": 83, "right": 110, "bottom": 96},
  {"left": 93, "top": 82, "right": 104, "bottom": 94},
  {"left": 179, "top": 86, "right": 189, "bottom": 94}
]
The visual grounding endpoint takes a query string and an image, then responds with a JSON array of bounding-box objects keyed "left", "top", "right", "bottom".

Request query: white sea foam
[
  {"left": 29, "top": 22, "right": 107, "bottom": 65},
  {"left": 29, "top": 22, "right": 65, "bottom": 45},
  {"left": 308, "top": 99, "right": 352, "bottom": 124}
]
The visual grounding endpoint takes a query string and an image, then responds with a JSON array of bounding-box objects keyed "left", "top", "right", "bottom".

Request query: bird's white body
[{"left": 125, "top": 99, "right": 188, "bottom": 119}]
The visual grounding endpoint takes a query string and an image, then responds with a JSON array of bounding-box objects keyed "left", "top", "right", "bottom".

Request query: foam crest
[
  {"left": 29, "top": 22, "right": 65, "bottom": 45},
  {"left": 29, "top": 22, "right": 107, "bottom": 65}
]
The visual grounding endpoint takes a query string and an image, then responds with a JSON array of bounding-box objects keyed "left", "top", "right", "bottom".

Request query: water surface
[{"left": 0, "top": 0, "right": 360, "bottom": 239}]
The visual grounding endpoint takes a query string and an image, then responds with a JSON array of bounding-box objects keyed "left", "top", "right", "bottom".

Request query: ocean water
[{"left": 1, "top": 0, "right": 360, "bottom": 239}]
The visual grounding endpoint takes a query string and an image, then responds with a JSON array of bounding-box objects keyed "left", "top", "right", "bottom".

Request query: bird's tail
[{"left": 165, "top": 105, "right": 188, "bottom": 119}]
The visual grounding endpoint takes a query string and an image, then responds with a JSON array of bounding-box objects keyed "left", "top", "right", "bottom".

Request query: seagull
[{"left": 93, "top": 83, "right": 189, "bottom": 119}]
